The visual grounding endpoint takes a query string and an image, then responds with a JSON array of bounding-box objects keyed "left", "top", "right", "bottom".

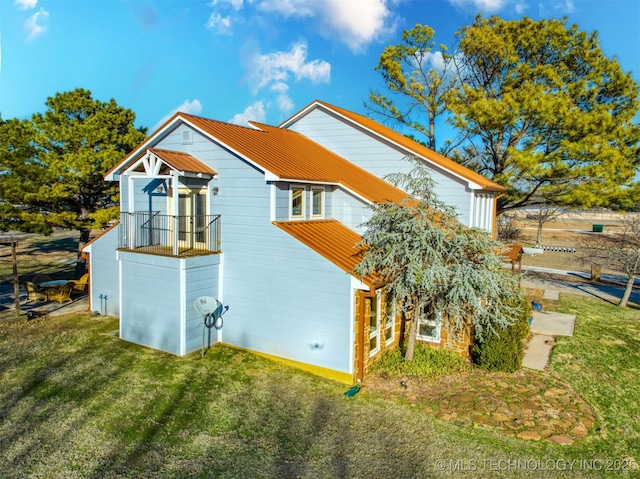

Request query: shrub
[
  {"left": 497, "top": 213, "right": 522, "bottom": 242},
  {"left": 370, "top": 343, "right": 469, "bottom": 380},
  {"left": 471, "top": 295, "right": 530, "bottom": 372}
]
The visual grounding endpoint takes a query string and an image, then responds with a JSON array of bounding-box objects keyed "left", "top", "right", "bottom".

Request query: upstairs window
[
  {"left": 290, "top": 187, "right": 305, "bottom": 219},
  {"left": 311, "top": 188, "right": 324, "bottom": 218}
]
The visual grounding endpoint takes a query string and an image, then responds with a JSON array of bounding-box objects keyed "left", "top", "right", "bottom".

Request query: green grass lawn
[{"left": 0, "top": 294, "right": 638, "bottom": 478}]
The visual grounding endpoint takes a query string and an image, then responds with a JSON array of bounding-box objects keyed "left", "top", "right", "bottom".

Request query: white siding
[
  {"left": 87, "top": 225, "right": 120, "bottom": 317},
  {"left": 471, "top": 192, "right": 495, "bottom": 232},
  {"left": 113, "top": 124, "right": 355, "bottom": 373},
  {"left": 119, "top": 252, "right": 183, "bottom": 355},
  {"left": 287, "top": 108, "right": 474, "bottom": 226},
  {"left": 208, "top": 155, "right": 354, "bottom": 373}
]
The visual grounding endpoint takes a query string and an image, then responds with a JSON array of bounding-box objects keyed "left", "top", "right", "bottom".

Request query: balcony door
[{"left": 177, "top": 189, "right": 207, "bottom": 249}]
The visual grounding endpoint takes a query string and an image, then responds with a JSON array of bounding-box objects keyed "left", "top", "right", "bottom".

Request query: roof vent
[{"left": 182, "top": 130, "right": 192, "bottom": 144}]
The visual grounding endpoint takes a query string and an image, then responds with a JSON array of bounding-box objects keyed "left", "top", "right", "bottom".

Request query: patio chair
[
  {"left": 70, "top": 273, "right": 89, "bottom": 295},
  {"left": 32, "top": 274, "right": 52, "bottom": 285},
  {"left": 47, "top": 282, "right": 74, "bottom": 304},
  {"left": 22, "top": 282, "right": 48, "bottom": 302}
]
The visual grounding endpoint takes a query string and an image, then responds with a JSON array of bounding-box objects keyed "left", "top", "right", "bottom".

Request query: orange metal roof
[
  {"left": 287, "top": 100, "right": 506, "bottom": 192},
  {"left": 109, "top": 113, "right": 407, "bottom": 204},
  {"left": 147, "top": 148, "right": 217, "bottom": 176},
  {"left": 274, "top": 219, "right": 379, "bottom": 288},
  {"left": 178, "top": 114, "right": 409, "bottom": 204}
]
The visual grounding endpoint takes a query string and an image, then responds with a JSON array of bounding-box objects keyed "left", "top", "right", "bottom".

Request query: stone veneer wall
[
  {"left": 433, "top": 315, "right": 473, "bottom": 360},
  {"left": 354, "top": 290, "right": 474, "bottom": 382}
]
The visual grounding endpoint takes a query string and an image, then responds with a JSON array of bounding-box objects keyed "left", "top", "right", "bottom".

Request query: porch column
[
  {"left": 128, "top": 176, "right": 135, "bottom": 248},
  {"left": 172, "top": 171, "right": 179, "bottom": 255}
]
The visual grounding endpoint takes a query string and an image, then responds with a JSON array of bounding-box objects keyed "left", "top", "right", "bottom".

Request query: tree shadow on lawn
[
  {"left": 0, "top": 318, "right": 132, "bottom": 476},
  {"left": 83, "top": 364, "right": 432, "bottom": 479},
  {"left": 20, "top": 235, "right": 79, "bottom": 256},
  {"left": 0, "top": 308, "right": 430, "bottom": 478},
  {"left": 0, "top": 317, "right": 595, "bottom": 479}
]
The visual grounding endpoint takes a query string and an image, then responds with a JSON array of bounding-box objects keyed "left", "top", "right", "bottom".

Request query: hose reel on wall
[{"left": 194, "top": 296, "right": 229, "bottom": 357}]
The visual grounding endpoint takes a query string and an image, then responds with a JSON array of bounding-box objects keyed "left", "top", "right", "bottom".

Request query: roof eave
[
  {"left": 298, "top": 101, "right": 505, "bottom": 193},
  {"left": 104, "top": 112, "right": 185, "bottom": 181}
]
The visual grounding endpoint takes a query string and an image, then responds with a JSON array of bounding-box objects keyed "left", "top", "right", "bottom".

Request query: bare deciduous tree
[{"left": 582, "top": 213, "right": 640, "bottom": 308}]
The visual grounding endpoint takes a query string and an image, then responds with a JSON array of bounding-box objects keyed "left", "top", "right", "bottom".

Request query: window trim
[
  {"left": 368, "top": 293, "right": 381, "bottom": 356},
  {"left": 417, "top": 310, "right": 442, "bottom": 343},
  {"left": 311, "top": 187, "right": 325, "bottom": 218},
  {"left": 290, "top": 185, "right": 306, "bottom": 220},
  {"left": 385, "top": 300, "right": 395, "bottom": 346}
]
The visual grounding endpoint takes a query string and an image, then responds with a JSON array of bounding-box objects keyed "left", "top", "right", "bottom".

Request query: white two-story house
[{"left": 84, "top": 100, "right": 505, "bottom": 383}]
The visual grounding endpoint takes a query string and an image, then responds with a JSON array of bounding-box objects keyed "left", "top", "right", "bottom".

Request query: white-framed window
[
  {"left": 385, "top": 300, "right": 395, "bottom": 345},
  {"left": 311, "top": 188, "right": 324, "bottom": 218},
  {"left": 367, "top": 294, "right": 380, "bottom": 355},
  {"left": 417, "top": 308, "right": 441, "bottom": 343},
  {"left": 290, "top": 186, "right": 305, "bottom": 219}
]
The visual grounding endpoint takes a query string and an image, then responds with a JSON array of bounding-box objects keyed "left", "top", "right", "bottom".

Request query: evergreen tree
[
  {"left": 353, "top": 157, "right": 525, "bottom": 360},
  {"left": 369, "top": 16, "right": 640, "bottom": 214},
  {"left": 368, "top": 24, "right": 457, "bottom": 152},
  {"left": 0, "top": 88, "right": 147, "bottom": 274}
]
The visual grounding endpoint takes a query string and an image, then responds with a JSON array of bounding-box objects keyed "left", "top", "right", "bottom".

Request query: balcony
[{"left": 119, "top": 212, "right": 221, "bottom": 257}]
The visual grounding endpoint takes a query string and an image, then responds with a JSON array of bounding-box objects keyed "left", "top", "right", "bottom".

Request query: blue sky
[{"left": 2, "top": 0, "right": 639, "bottom": 138}]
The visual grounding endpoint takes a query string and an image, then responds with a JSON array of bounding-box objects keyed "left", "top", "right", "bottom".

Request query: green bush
[
  {"left": 471, "top": 296, "right": 530, "bottom": 372},
  {"left": 370, "top": 343, "right": 469, "bottom": 380}
]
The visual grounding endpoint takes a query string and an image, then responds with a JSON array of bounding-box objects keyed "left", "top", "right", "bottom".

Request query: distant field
[{"left": 510, "top": 214, "right": 627, "bottom": 276}]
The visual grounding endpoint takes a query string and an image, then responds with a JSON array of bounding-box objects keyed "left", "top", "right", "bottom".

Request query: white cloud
[
  {"left": 229, "top": 101, "right": 266, "bottom": 125},
  {"left": 319, "top": 0, "right": 395, "bottom": 53},
  {"left": 270, "top": 82, "right": 294, "bottom": 113},
  {"left": 205, "top": 12, "right": 232, "bottom": 34},
  {"left": 254, "top": 0, "right": 315, "bottom": 17},
  {"left": 424, "top": 51, "right": 446, "bottom": 72},
  {"left": 14, "top": 0, "right": 37, "bottom": 10},
  {"left": 248, "top": 41, "right": 330, "bottom": 94},
  {"left": 25, "top": 8, "right": 48, "bottom": 39},
  {"left": 549, "top": 0, "right": 574, "bottom": 13},
  {"left": 210, "top": 0, "right": 244, "bottom": 10},
  {"left": 152, "top": 99, "right": 203, "bottom": 131},
  {"left": 275, "top": 93, "right": 294, "bottom": 113},
  {"left": 448, "top": 0, "right": 509, "bottom": 12},
  {"left": 254, "top": 0, "right": 395, "bottom": 53},
  {"left": 514, "top": 0, "right": 528, "bottom": 14}
]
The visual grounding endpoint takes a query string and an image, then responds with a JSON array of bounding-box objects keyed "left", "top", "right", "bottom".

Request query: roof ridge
[{"left": 182, "top": 112, "right": 268, "bottom": 133}]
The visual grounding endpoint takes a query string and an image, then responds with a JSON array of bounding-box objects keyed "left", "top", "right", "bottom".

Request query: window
[
  {"left": 417, "top": 308, "right": 441, "bottom": 343},
  {"left": 291, "top": 187, "right": 305, "bottom": 219},
  {"left": 385, "top": 301, "right": 395, "bottom": 345},
  {"left": 366, "top": 295, "right": 380, "bottom": 355},
  {"left": 311, "top": 188, "right": 324, "bottom": 217}
]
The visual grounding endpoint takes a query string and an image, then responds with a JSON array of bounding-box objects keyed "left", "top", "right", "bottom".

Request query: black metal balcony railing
[{"left": 119, "top": 212, "right": 221, "bottom": 257}]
